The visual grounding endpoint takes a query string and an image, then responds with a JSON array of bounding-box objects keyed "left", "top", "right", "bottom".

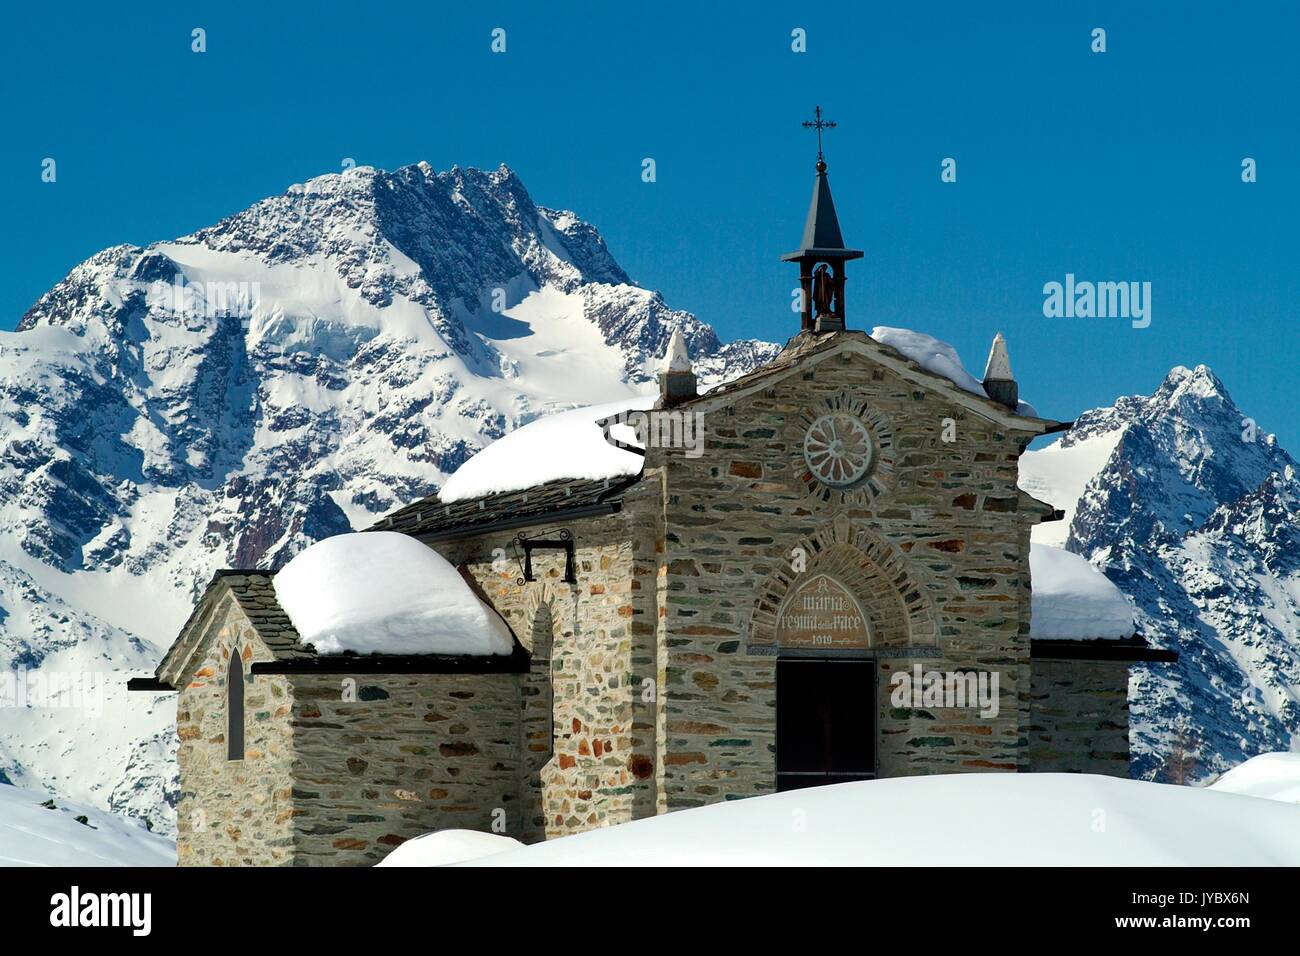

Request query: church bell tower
[{"left": 783, "top": 106, "right": 863, "bottom": 333}]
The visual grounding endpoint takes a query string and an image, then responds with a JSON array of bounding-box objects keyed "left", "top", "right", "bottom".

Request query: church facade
[{"left": 131, "top": 148, "right": 1173, "bottom": 866}]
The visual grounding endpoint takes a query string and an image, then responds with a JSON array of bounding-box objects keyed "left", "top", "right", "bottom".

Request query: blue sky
[{"left": 2, "top": 2, "right": 1296, "bottom": 446}]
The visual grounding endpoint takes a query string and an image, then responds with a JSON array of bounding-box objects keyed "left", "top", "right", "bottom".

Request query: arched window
[{"left": 227, "top": 650, "right": 245, "bottom": 761}]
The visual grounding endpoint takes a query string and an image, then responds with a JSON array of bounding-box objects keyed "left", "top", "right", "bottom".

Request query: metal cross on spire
[{"left": 802, "top": 105, "right": 837, "bottom": 164}]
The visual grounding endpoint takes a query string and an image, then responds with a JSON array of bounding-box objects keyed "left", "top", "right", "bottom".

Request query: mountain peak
[
  {"left": 1156, "top": 362, "right": 1231, "bottom": 405},
  {"left": 18, "top": 161, "right": 645, "bottom": 336},
  {"left": 7, "top": 157, "right": 778, "bottom": 560},
  {"left": 1031, "top": 360, "right": 1295, "bottom": 556},
  {"left": 1021, "top": 367, "right": 1300, "bottom": 781}
]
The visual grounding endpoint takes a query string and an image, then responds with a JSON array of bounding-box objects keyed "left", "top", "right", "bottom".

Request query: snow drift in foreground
[
  {"left": 393, "top": 771, "right": 1300, "bottom": 867},
  {"left": 1209, "top": 752, "right": 1300, "bottom": 804},
  {"left": 377, "top": 829, "right": 522, "bottom": 867},
  {"left": 0, "top": 783, "right": 175, "bottom": 867},
  {"left": 1028, "top": 543, "right": 1135, "bottom": 639},
  {"left": 273, "top": 532, "right": 514, "bottom": 656}
]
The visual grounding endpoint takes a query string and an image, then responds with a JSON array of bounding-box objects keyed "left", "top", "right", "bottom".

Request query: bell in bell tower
[{"left": 782, "top": 106, "right": 864, "bottom": 333}]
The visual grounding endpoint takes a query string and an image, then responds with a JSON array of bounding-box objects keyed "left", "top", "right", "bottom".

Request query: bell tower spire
[{"left": 782, "top": 106, "right": 863, "bottom": 333}]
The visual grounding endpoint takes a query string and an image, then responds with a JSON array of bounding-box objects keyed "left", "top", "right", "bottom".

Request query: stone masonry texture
[{"left": 1028, "top": 659, "right": 1131, "bottom": 775}]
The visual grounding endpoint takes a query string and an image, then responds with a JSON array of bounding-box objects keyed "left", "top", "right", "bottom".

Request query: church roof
[
  {"left": 373, "top": 474, "right": 640, "bottom": 541},
  {"left": 129, "top": 566, "right": 530, "bottom": 693},
  {"left": 362, "top": 327, "right": 1067, "bottom": 542},
  {"left": 128, "top": 571, "right": 306, "bottom": 691},
  {"left": 1028, "top": 544, "right": 1134, "bottom": 640},
  {"left": 1029, "top": 636, "right": 1176, "bottom": 663},
  {"left": 274, "top": 532, "right": 516, "bottom": 657},
  {"left": 435, "top": 396, "right": 651, "bottom": 502},
  {"left": 673, "top": 329, "right": 1067, "bottom": 432}
]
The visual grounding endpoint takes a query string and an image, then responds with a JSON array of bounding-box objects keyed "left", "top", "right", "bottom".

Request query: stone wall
[
  {"left": 176, "top": 494, "right": 665, "bottom": 863},
  {"left": 1027, "top": 658, "right": 1131, "bottom": 775},
  {"left": 648, "top": 342, "right": 1042, "bottom": 809},
  {"left": 433, "top": 484, "right": 663, "bottom": 839},
  {"left": 175, "top": 594, "right": 530, "bottom": 866},
  {"left": 289, "top": 672, "right": 521, "bottom": 865},
  {"left": 175, "top": 597, "right": 296, "bottom": 866}
]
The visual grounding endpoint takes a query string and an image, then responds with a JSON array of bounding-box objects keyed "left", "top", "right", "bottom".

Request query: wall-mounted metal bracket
[{"left": 514, "top": 528, "right": 577, "bottom": 585}]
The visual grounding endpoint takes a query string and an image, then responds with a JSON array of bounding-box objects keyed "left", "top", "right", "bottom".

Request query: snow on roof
[
  {"left": 0, "top": 783, "right": 175, "bottom": 867},
  {"left": 438, "top": 395, "right": 654, "bottom": 503},
  {"left": 273, "top": 532, "right": 514, "bottom": 656},
  {"left": 869, "top": 326, "right": 1039, "bottom": 417},
  {"left": 871, "top": 326, "right": 987, "bottom": 394},
  {"left": 395, "top": 770, "right": 1300, "bottom": 866},
  {"left": 1029, "top": 543, "right": 1135, "bottom": 639},
  {"left": 435, "top": 326, "right": 1041, "bottom": 506},
  {"left": 1209, "top": 753, "right": 1300, "bottom": 804}
]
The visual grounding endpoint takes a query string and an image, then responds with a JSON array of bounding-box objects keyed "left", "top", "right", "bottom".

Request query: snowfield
[
  {"left": 0, "top": 783, "right": 175, "bottom": 867},
  {"left": 1018, "top": 427, "right": 1126, "bottom": 548},
  {"left": 1209, "top": 752, "right": 1300, "bottom": 804},
  {"left": 376, "top": 828, "right": 522, "bottom": 867},
  {"left": 382, "top": 770, "right": 1300, "bottom": 867}
]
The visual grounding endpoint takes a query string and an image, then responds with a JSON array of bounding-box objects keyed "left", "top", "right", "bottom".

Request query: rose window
[{"left": 802, "top": 413, "right": 873, "bottom": 487}]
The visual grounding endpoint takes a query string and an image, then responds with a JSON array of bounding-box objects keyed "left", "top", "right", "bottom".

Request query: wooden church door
[{"left": 776, "top": 658, "right": 876, "bottom": 792}]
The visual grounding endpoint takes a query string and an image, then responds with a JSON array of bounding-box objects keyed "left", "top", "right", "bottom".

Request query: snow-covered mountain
[
  {"left": 0, "top": 162, "right": 779, "bottom": 835},
  {"left": 0, "top": 781, "right": 174, "bottom": 867},
  {"left": 1021, "top": 365, "right": 1300, "bottom": 778}
]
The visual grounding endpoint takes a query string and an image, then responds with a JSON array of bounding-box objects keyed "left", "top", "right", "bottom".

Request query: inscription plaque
[{"left": 775, "top": 573, "right": 871, "bottom": 649}]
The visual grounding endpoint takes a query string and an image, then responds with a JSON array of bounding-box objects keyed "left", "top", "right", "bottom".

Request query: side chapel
[{"left": 131, "top": 114, "right": 1174, "bottom": 866}]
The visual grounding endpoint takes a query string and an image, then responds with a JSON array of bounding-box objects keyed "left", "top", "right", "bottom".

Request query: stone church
[{"left": 131, "top": 145, "right": 1174, "bottom": 866}]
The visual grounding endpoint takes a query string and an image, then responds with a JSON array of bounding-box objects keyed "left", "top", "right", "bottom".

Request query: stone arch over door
[{"left": 749, "top": 518, "right": 937, "bottom": 651}]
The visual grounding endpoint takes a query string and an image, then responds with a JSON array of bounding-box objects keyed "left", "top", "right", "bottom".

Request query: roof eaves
[
  {"left": 250, "top": 641, "right": 531, "bottom": 675},
  {"left": 126, "top": 676, "right": 177, "bottom": 692},
  {"left": 1030, "top": 635, "right": 1178, "bottom": 663},
  {"left": 372, "top": 474, "right": 641, "bottom": 541}
]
